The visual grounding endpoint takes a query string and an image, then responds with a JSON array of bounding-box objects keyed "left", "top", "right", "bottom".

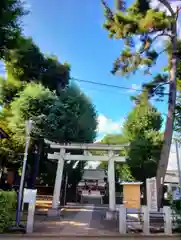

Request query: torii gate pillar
[
  {"left": 106, "top": 150, "right": 116, "bottom": 219},
  {"left": 48, "top": 148, "right": 65, "bottom": 217}
]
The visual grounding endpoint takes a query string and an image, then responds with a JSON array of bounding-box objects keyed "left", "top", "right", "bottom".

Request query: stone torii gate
[{"left": 47, "top": 142, "right": 127, "bottom": 218}]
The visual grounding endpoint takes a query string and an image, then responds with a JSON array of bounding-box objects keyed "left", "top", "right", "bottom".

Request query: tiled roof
[
  {"left": 81, "top": 169, "right": 179, "bottom": 183},
  {"left": 165, "top": 170, "right": 179, "bottom": 184},
  {"left": 82, "top": 169, "right": 107, "bottom": 180}
]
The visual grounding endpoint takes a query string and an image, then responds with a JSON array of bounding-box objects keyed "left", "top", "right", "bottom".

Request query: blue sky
[
  {"left": 0, "top": 0, "right": 179, "bottom": 169},
  {"left": 21, "top": 0, "right": 172, "bottom": 139}
]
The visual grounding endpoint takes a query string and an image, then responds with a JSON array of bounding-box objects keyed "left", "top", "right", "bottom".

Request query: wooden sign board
[{"left": 121, "top": 182, "right": 142, "bottom": 209}]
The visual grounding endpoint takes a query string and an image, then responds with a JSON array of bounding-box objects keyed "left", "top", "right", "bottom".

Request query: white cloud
[
  {"left": 91, "top": 116, "right": 124, "bottom": 169},
  {"left": 97, "top": 114, "right": 124, "bottom": 134},
  {"left": 127, "top": 83, "right": 141, "bottom": 93}
]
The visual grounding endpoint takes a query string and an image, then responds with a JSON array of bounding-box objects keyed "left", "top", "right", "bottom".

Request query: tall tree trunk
[{"left": 156, "top": 22, "right": 177, "bottom": 208}]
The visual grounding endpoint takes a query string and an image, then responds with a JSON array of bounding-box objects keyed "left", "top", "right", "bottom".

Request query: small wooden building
[{"left": 77, "top": 169, "right": 107, "bottom": 204}]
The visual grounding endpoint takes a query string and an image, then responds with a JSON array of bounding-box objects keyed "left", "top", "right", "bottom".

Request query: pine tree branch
[
  {"left": 158, "top": 47, "right": 168, "bottom": 55},
  {"left": 152, "top": 31, "right": 172, "bottom": 42},
  {"left": 101, "top": 0, "right": 114, "bottom": 21},
  {"left": 152, "top": 81, "right": 169, "bottom": 94},
  {"left": 158, "top": 0, "right": 175, "bottom": 16},
  {"left": 115, "top": 0, "right": 126, "bottom": 11},
  {"left": 140, "top": 32, "right": 171, "bottom": 54}
]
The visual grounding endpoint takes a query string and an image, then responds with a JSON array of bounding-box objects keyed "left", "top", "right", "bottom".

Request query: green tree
[
  {"left": 123, "top": 92, "right": 163, "bottom": 182},
  {"left": 6, "top": 37, "right": 70, "bottom": 92},
  {"left": 0, "top": 115, "right": 24, "bottom": 171},
  {"left": 102, "top": 0, "right": 179, "bottom": 206},
  {"left": 7, "top": 82, "right": 97, "bottom": 188},
  {"left": 0, "top": 76, "right": 25, "bottom": 106},
  {"left": 8, "top": 83, "right": 97, "bottom": 143},
  {"left": 100, "top": 133, "right": 126, "bottom": 145},
  {"left": 98, "top": 134, "right": 134, "bottom": 182},
  {"left": 0, "top": 34, "right": 92, "bottom": 190},
  {"left": 0, "top": 0, "right": 27, "bottom": 59}
]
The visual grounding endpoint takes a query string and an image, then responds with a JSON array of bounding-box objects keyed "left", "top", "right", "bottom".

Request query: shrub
[
  {"left": 0, "top": 191, "right": 17, "bottom": 232},
  {"left": 171, "top": 200, "right": 181, "bottom": 232}
]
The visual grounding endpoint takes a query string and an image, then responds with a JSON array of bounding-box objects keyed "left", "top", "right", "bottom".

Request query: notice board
[{"left": 122, "top": 183, "right": 141, "bottom": 209}]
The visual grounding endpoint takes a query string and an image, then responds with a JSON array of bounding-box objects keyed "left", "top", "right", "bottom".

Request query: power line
[
  {"left": 70, "top": 77, "right": 169, "bottom": 95},
  {"left": 71, "top": 77, "right": 143, "bottom": 92}
]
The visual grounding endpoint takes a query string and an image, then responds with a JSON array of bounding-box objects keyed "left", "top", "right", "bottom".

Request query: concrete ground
[
  {"left": 4, "top": 199, "right": 176, "bottom": 238},
  {"left": 34, "top": 200, "right": 165, "bottom": 234},
  {"left": 1, "top": 204, "right": 180, "bottom": 239},
  {"left": 34, "top": 204, "right": 120, "bottom": 235}
]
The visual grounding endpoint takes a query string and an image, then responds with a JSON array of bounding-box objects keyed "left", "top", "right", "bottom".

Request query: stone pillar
[
  {"left": 142, "top": 205, "right": 150, "bottom": 235},
  {"left": 48, "top": 148, "right": 65, "bottom": 216},
  {"left": 23, "top": 189, "right": 37, "bottom": 233},
  {"left": 163, "top": 206, "right": 172, "bottom": 234},
  {"left": 106, "top": 150, "right": 116, "bottom": 220},
  {"left": 119, "top": 205, "right": 126, "bottom": 234}
]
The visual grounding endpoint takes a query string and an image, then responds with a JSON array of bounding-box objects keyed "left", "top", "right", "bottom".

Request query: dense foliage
[
  {"left": 0, "top": 191, "right": 16, "bottom": 232},
  {"left": 123, "top": 92, "right": 163, "bottom": 182},
  {"left": 0, "top": 0, "right": 27, "bottom": 59},
  {"left": 99, "top": 134, "right": 134, "bottom": 182},
  {"left": 102, "top": 0, "right": 174, "bottom": 76},
  {"left": 7, "top": 83, "right": 97, "bottom": 145},
  {"left": 99, "top": 92, "right": 163, "bottom": 184},
  {"left": 6, "top": 37, "right": 70, "bottom": 92}
]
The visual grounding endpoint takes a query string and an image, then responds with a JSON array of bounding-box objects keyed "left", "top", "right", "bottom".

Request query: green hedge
[
  {"left": 171, "top": 200, "right": 181, "bottom": 232},
  {"left": 0, "top": 191, "right": 17, "bottom": 233},
  {"left": 172, "top": 200, "right": 181, "bottom": 211}
]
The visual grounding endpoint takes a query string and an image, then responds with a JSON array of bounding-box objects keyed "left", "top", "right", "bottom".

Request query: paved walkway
[
  {"left": 20, "top": 200, "right": 169, "bottom": 237},
  {"left": 34, "top": 204, "right": 120, "bottom": 235},
  {"left": 34, "top": 203, "right": 165, "bottom": 235},
  {"left": 1, "top": 203, "right": 179, "bottom": 239},
  {"left": 57, "top": 204, "right": 94, "bottom": 234}
]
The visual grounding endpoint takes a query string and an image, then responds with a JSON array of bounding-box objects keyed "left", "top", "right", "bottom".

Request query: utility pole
[{"left": 15, "top": 120, "right": 33, "bottom": 230}]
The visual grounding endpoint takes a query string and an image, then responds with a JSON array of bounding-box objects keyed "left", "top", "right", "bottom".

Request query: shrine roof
[
  {"left": 82, "top": 169, "right": 107, "bottom": 180},
  {"left": 165, "top": 170, "right": 179, "bottom": 184}
]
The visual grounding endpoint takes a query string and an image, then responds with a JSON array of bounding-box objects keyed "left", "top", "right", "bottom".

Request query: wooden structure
[
  {"left": 121, "top": 182, "right": 142, "bottom": 209},
  {"left": 77, "top": 169, "right": 106, "bottom": 204}
]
